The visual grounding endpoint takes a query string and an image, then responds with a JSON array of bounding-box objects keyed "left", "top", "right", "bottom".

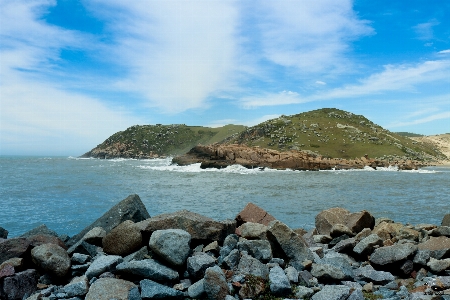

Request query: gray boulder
[
  {"left": 19, "top": 224, "right": 59, "bottom": 238},
  {"left": 427, "top": 257, "right": 450, "bottom": 273},
  {"left": 187, "top": 252, "right": 216, "bottom": 279},
  {"left": 284, "top": 266, "right": 299, "bottom": 283},
  {"left": 442, "top": 213, "right": 450, "bottom": 227},
  {"left": 237, "top": 239, "right": 272, "bottom": 262},
  {"left": 137, "top": 210, "right": 235, "bottom": 243},
  {"left": 429, "top": 226, "right": 450, "bottom": 237},
  {"left": 269, "top": 265, "right": 291, "bottom": 296},
  {"left": 67, "top": 240, "right": 97, "bottom": 257},
  {"left": 222, "top": 249, "right": 240, "bottom": 270},
  {"left": 353, "top": 265, "right": 395, "bottom": 284},
  {"left": 85, "top": 277, "right": 137, "bottom": 300},
  {"left": 236, "top": 222, "right": 268, "bottom": 239},
  {"left": 369, "top": 243, "right": 417, "bottom": 265},
  {"left": 295, "top": 285, "right": 314, "bottom": 299},
  {"left": 315, "top": 207, "right": 374, "bottom": 236},
  {"left": 63, "top": 275, "right": 89, "bottom": 297},
  {"left": 413, "top": 249, "right": 431, "bottom": 266},
  {"left": 103, "top": 220, "right": 142, "bottom": 256},
  {"left": 116, "top": 259, "right": 179, "bottom": 281},
  {"left": 333, "top": 238, "right": 357, "bottom": 253},
  {"left": 204, "top": 266, "right": 229, "bottom": 300},
  {"left": 85, "top": 255, "right": 123, "bottom": 279},
  {"left": 140, "top": 279, "right": 183, "bottom": 299},
  {"left": 124, "top": 246, "right": 149, "bottom": 263},
  {"left": 1, "top": 269, "right": 38, "bottom": 300},
  {"left": 149, "top": 229, "right": 191, "bottom": 267},
  {"left": 237, "top": 251, "right": 269, "bottom": 280},
  {"left": 31, "top": 243, "right": 71, "bottom": 277},
  {"left": 353, "top": 234, "right": 383, "bottom": 255},
  {"left": 267, "top": 220, "right": 314, "bottom": 263},
  {"left": 311, "top": 263, "right": 346, "bottom": 281},
  {"left": 188, "top": 279, "right": 206, "bottom": 299},
  {"left": 68, "top": 194, "right": 150, "bottom": 247},
  {"left": 81, "top": 227, "right": 106, "bottom": 246},
  {"left": 311, "top": 285, "right": 350, "bottom": 300}
]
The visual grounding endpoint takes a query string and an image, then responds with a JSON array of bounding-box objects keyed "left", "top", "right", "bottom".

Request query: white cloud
[
  {"left": 439, "top": 49, "right": 450, "bottom": 54},
  {"left": 240, "top": 91, "right": 306, "bottom": 109},
  {"left": 387, "top": 111, "right": 450, "bottom": 128},
  {"left": 87, "top": 0, "right": 240, "bottom": 113},
  {"left": 254, "top": 0, "right": 373, "bottom": 74},
  {"left": 413, "top": 19, "right": 439, "bottom": 40},
  {"left": 0, "top": 0, "right": 140, "bottom": 155},
  {"left": 315, "top": 81, "right": 327, "bottom": 85}
]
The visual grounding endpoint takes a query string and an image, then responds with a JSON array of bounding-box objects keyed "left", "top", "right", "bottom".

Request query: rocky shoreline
[
  {"left": 1, "top": 195, "right": 449, "bottom": 300},
  {"left": 172, "top": 144, "right": 430, "bottom": 171}
]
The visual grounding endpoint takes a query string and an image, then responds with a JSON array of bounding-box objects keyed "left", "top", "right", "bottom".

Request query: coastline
[{"left": 1, "top": 195, "right": 449, "bottom": 299}]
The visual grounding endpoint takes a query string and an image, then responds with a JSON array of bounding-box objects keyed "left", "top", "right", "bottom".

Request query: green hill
[
  {"left": 81, "top": 124, "right": 246, "bottom": 158},
  {"left": 221, "top": 108, "right": 444, "bottom": 161}
]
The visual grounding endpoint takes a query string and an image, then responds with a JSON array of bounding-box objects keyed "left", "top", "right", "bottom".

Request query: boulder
[
  {"left": 442, "top": 214, "right": 450, "bottom": 227},
  {"left": 1, "top": 269, "right": 38, "bottom": 300},
  {"left": 116, "top": 259, "right": 179, "bottom": 281},
  {"left": 429, "top": 226, "right": 450, "bottom": 237},
  {"left": 311, "top": 263, "right": 346, "bottom": 281},
  {"left": 267, "top": 220, "right": 314, "bottom": 263},
  {"left": 188, "top": 278, "right": 206, "bottom": 299},
  {"left": 417, "top": 236, "right": 450, "bottom": 259},
  {"left": 67, "top": 194, "right": 150, "bottom": 247},
  {"left": 311, "top": 285, "right": 350, "bottom": 300},
  {"left": 82, "top": 227, "right": 106, "bottom": 246},
  {"left": 140, "top": 279, "right": 183, "bottom": 299},
  {"left": 427, "top": 258, "right": 450, "bottom": 273},
  {"left": 269, "top": 265, "right": 291, "bottom": 296},
  {"left": 19, "top": 224, "right": 59, "bottom": 238},
  {"left": 369, "top": 243, "right": 417, "bottom": 266},
  {"left": 67, "top": 240, "right": 97, "bottom": 257},
  {"left": 187, "top": 252, "right": 216, "bottom": 279},
  {"left": 236, "top": 222, "right": 268, "bottom": 239},
  {"left": 71, "top": 253, "right": 91, "bottom": 265},
  {"left": 85, "top": 255, "right": 123, "bottom": 279},
  {"left": 237, "top": 239, "right": 272, "bottom": 263},
  {"left": 0, "top": 227, "right": 8, "bottom": 239},
  {"left": 353, "top": 234, "right": 383, "bottom": 256},
  {"left": 204, "top": 266, "right": 229, "bottom": 300},
  {"left": 333, "top": 238, "right": 357, "bottom": 253},
  {"left": 372, "top": 221, "right": 419, "bottom": 241},
  {"left": 137, "top": 210, "right": 235, "bottom": 243},
  {"left": 31, "top": 243, "right": 71, "bottom": 277},
  {"left": 295, "top": 286, "right": 314, "bottom": 299},
  {"left": 0, "top": 258, "right": 24, "bottom": 272},
  {"left": 85, "top": 277, "right": 137, "bottom": 300},
  {"left": 315, "top": 208, "right": 374, "bottom": 236},
  {"left": 0, "top": 238, "right": 31, "bottom": 264},
  {"left": 285, "top": 266, "right": 299, "bottom": 283},
  {"left": 222, "top": 249, "right": 240, "bottom": 270},
  {"left": 237, "top": 251, "right": 269, "bottom": 280},
  {"left": 149, "top": 229, "right": 191, "bottom": 267},
  {"left": 0, "top": 264, "right": 15, "bottom": 279},
  {"left": 103, "top": 220, "right": 142, "bottom": 256},
  {"left": 235, "top": 203, "right": 276, "bottom": 226},
  {"left": 63, "top": 275, "right": 89, "bottom": 297},
  {"left": 26, "top": 234, "right": 66, "bottom": 249},
  {"left": 353, "top": 265, "right": 395, "bottom": 284},
  {"left": 123, "top": 246, "right": 149, "bottom": 263},
  {"left": 330, "top": 224, "right": 354, "bottom": 238}
]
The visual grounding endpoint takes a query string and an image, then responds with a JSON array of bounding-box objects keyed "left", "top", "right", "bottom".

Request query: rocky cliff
[{"left": 172, "top": 144, "right": 421, "bottom": 171}]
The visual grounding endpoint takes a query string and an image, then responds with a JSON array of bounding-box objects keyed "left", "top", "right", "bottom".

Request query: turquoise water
[{"left": 1, "top": 156, "right": 449, "bottom": 238}]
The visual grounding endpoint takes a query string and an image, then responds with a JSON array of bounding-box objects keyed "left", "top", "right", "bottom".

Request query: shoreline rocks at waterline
[{"left": 0, "top": 194, "right": 449, "bottom": 300}]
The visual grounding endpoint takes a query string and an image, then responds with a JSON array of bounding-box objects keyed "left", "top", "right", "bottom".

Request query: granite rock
[{"left": 149, "top": 229, "right": 191, "bottom": 267}]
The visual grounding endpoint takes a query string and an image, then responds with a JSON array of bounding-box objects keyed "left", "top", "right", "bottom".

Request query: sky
[{"left": 1, "top": 0, "right": 449, "bottom": 156}]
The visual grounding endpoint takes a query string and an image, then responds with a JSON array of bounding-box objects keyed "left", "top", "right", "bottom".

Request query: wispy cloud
[
  {"left": 253, "top": 0, "right": 373, "bottom": 74},
  {"left": 439, "top": 49, "right": 450, "bottom": 54},
  {"left": 86, "top": 0, "right": 240, "bottom": 113},
  {"left": 413, "top": 19, "right": 439, "bottom": 40},
  {"left": 387, "top": 111, "right": 450, "bottom": 128},
  {"left": 240, "top": 91, "right": 306, "bottom": 108},
  {"left": 0, "top": 0, "right": 139, "bottom": 155}
]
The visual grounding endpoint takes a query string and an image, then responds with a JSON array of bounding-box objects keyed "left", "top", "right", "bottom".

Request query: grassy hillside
[
  {"left": 221, "top": 108, "right": 444, "bottom": 161},
  {"left": 83, "top": 124, "right": 246, "bottom": 157}
]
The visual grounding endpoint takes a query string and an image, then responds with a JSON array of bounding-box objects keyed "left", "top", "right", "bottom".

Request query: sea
[{"left": 1, "top": 156, "right": 449, "bottom": 238}]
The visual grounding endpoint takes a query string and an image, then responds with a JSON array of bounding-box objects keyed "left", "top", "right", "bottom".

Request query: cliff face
[{"left": 172, "top": 144, "right": 421, "bottom": 171}]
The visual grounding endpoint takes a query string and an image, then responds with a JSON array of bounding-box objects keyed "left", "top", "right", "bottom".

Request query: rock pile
[
  {"left": 172, "top": 144, "right": 421, "bottom": 171},
  {"left": 1, "top": 195, "right": 449, "bottom": 299}
]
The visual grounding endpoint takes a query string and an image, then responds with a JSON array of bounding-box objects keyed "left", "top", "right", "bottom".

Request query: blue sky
[{"left": 1, "top": 0, "right": 449, "bottom": 156}]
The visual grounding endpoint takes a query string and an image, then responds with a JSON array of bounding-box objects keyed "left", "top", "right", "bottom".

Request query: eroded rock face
[
  {"left": 31, "top": 243, "right": 71, "bottom": 277},
  {"left": 172, "top": 144, "right": 419, "bottom": 171},
  {"left": 102, "top": 220, "right": 142, "bottom": 256}
]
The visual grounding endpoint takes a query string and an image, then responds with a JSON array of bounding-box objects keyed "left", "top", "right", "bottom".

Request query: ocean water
[{"left": 1, "top": 156, "right": 449, "bottom": 238}]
